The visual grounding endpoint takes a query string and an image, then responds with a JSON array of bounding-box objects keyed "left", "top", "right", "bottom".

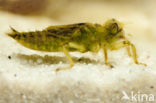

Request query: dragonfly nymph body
[{"left": 8, "top": 19, "right": 146, "bottom": 71}]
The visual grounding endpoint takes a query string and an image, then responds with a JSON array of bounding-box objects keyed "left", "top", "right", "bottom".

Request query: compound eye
[{"left": 111, "top": 23, "right": 119, "bottom": 34}]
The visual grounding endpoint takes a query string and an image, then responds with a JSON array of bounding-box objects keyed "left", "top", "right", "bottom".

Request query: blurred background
[{"left": 0, "top": 0, "right": 156, "bottom": 22}]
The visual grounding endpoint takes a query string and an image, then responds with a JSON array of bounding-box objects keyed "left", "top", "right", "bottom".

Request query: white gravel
[{"left": 0, "top": 0, "right": 156, "bottom": 103}]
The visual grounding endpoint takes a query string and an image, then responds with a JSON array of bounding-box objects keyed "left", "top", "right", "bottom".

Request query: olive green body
[
  {"left": 8, "top": 19, "right": 124, "bottom": 53},
  {"left": 7, "top": 19, "right": 147, "bottom": 70}
]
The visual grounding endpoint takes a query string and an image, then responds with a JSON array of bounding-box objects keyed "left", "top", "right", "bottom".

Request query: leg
[
  {"left": 130, "top": 43, "right": 146, "bottom": 66},
  {"left": 103, "top": 46, "right": 113, "bottom": 68},
  {"left": 126, "top": 46, "right": 131, "bottom": 57},
  {"left": 110, "top": 41, "right": 146, "bottom": 66},
  {"left": 56, "top": 46, "right": 74, "bottom": 72},
  {"left": 110, "top": 41, "right": 131, "bottom": 57}
]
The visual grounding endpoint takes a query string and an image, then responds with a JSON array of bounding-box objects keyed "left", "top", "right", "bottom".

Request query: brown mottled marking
[{"left": 7, "top": 19, "right": 147, "bottom": 71}]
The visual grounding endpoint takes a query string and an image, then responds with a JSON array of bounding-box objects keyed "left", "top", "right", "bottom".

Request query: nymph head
[{"left": 103, "top": 19, "right": 124, "bottom": 39}]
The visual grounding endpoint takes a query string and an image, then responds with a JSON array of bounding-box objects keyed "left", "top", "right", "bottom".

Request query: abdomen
[{"left": 9, "top": 30, "right": 63, "bottom": 52}]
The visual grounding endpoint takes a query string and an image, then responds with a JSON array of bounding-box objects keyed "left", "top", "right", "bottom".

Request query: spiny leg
[
  {"left": 103, "top": 46, "right": 113, "bottom": 68},
  {"left": 56, "top": 46, "right": 74, "bottom": 72},
  {"left": 110, "top": 41, "right": 146, "bottom": 66}
]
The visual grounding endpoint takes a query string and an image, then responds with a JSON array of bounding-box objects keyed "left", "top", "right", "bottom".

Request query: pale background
[{"left": 0, "top": 0, "right": 156, "bottom": 103}]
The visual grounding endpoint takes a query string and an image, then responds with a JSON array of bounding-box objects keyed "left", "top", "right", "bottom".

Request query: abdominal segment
[{"left": 13, "top": 31, "right": 63, "bottom": 52}]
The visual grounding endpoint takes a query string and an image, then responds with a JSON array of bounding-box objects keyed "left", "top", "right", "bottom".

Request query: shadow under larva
[{"left": 14, "top": 54, "right": 99, "bottom": 66}]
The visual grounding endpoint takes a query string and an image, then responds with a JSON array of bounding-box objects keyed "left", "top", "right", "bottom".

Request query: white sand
[{"left": 0, "top": 0, "right": 156, "bottom": 103}]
